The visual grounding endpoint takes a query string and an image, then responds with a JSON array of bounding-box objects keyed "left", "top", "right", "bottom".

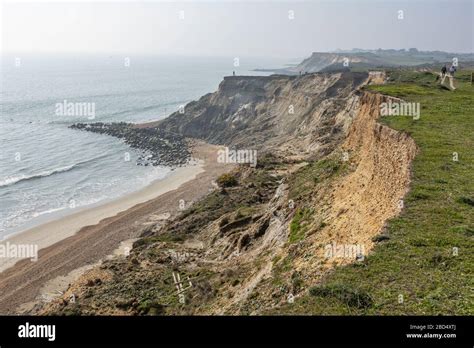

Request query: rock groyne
[{"left": 70, "top": 122, "right": 191, "bottom": 167}]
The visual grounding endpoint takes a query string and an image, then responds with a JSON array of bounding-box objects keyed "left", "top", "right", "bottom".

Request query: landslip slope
[{"left": 36, "top": 71, "right": 418, "bottom": 315}]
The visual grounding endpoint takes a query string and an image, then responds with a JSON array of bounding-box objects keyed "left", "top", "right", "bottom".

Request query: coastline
[
  {"left": 0, "top": 140, "right": 233, "bottom": 314},
  {"left": 0, "top": 162, "right": 203, "bottom": 273}
]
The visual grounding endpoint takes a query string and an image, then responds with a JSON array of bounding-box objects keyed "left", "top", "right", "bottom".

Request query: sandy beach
[
  {"left": 0, "top": 140, "right": 233, "bottom": 314},
  {"left": 0, "top": 163, "right": 204, "bottom": 273}
]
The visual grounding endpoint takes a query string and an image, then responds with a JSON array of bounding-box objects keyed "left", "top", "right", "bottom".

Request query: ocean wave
[
  {"left": 0, "top": 155, "right": 106, "bottom": 188},
  {"left": 31, "top": 206, "right": 67, "bottom": 218},
  {"left": 0, "top": 165, "right": 77, "bottom": 188}
]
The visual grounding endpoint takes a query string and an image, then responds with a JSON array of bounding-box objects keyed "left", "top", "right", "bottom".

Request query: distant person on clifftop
[
  {"left": 439, "top": 64, "right": 455, "bottom": 90},
  {"left": 233, "top": 71, "right": 235, "bottom": 76}
]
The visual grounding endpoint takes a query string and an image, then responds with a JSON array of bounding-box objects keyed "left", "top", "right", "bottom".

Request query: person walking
[
  {"left": 438, "top": 64, "right": 447, "bottom": 85},
  {"left": 447, "top": 65, "right": 457, "bottom": 90},
  {"left": 438, "top": 64, "right": 448, "bottom": 84},
  {"left": 449, "top": 65, "right": 456, "bottom": 77}
]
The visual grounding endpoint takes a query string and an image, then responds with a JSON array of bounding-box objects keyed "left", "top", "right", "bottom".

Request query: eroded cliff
[
  {"left": 36, "top": 71, "right": 418, "bottom": 315},
  {"left": 156, "top": 72, "right": 368, "bottom": 159}
]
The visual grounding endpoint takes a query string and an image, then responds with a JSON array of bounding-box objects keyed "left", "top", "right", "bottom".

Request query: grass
[
  {"left": 286, "top": 154, "right": 347, "bottom": 244},
  {"left": 289, "top": 207, "right": 313, "bottom": 243},
  {"left": 272, "top": 69, "right": 474, "bottom": 315},
  {"left": 288, "top": 155, "right": 347, "bottom": 201},
  {"left": 272, "top": 255, "right": 295, "bottom": 287},
  {"left": 309, "top": 284, "right": 373, "bottom": 309}
]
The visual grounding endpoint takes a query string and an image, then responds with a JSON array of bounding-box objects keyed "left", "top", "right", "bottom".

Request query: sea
[{"left": 0, "top": 54, "right": 290, "bottom": 239}]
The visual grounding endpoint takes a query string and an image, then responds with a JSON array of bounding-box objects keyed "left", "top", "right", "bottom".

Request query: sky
[{"left": 1, "top": 0, "right": 473, "bottom": 58}]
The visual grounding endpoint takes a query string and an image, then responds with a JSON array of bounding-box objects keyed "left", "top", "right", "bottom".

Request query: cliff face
[
  {"left": 288, "top": 91, "right": 418, "bottom": 284},
  {"left": 157, "top": 72, "right": 368, "bottom": 159},
  {"left": 333, "top": 91, "right": 417, "bottom": 253},
  {"left": 263, "top": 52, "right": 387, "bottom": 74},
  {"left": 262, "top": 50, "right": 474, "bottom": 75},
  {"left": 291, "top": 52, "right": 377, "bottom": 73},
  {"left": 37, "top": 71, "right": 418, "bottom": 315}
]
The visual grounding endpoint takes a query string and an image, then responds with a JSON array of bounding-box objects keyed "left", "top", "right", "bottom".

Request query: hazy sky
[{"left": 1, "top": 0, "right": 473, "bottom": 58}]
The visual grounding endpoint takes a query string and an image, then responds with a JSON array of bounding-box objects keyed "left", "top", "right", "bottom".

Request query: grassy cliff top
[{"left": 269, "top": 69, "right": 474, "bottom": 315}]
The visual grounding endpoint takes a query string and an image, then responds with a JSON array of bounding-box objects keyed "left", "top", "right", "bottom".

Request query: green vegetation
[
  {"left": 235, "top": 206, "right": 257, "bottom": 219},
  {"left": 141, "top": 166, "right": 279, "bottom": 244},
  {"left": 309, "top": 284, "right": 373, "bottom": 309},
  {"left": 272, "top": 255, "right": 294, "bottom": 287},
  {"left": 50, "top": 69, "right": 473, "bottom": 316},
  {"left": 289, "top": 207, "right": 313, "bottom": 243},
  {"left": 216, "top": 173, "right": 238, "bottom": 187},
  {"left": 289, "top": 156, "right": 347, "bottom": 201},
  {"left": 285, "top": 155, "right": 346, "bottom": 245},
  {"left": 273, "top": 69, "right": 474, "bottom": 315}
]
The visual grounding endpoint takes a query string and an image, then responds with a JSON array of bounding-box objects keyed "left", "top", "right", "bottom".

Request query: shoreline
[
  {"left": 0, "top": 141, "right": 233, "bottom": 314},
  {"left": 0, "top": 161, "right": 203, "bottom": 273},
  {"left": 1, "top": 165, "right": 174, "bottom": 241}
]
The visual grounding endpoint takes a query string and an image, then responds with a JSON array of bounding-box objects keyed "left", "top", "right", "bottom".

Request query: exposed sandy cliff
[
  {"left": 157, "top": 72, "right": 368, "bottom": 159},
  {"left": 36, "top": 71, "right": 418, "bottom": 315}
]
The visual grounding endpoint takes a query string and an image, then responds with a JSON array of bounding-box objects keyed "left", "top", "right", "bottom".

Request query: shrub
[
  {"left": 309, "top": 284, "right": 373, "bottom": 309},
  {"left": 216, "top": 173, "right": 238, "bottom": 188},
  {"left": 289, "top": 208, "right": 312, "bottom": 243}
]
